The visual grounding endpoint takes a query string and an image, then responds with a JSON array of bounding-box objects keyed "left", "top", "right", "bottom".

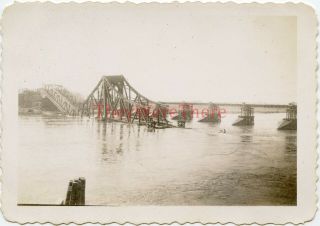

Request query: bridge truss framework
[{"left": 81, "top": 75, "right": 169, "bottom": 126}]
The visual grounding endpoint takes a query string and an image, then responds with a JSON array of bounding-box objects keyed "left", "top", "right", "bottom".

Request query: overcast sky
[{"left": 3, "top": 3, "right": 297, "bottom": 104}]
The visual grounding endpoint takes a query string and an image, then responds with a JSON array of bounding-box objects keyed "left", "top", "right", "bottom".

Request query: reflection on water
[
  {"left": 240, "top": 135, "right": 252, "bottom": 143},
  {"left": 18, "top": 113, "right": 296, "bottom": 206},
  {"left": 285, "top": 135, "right": 297, "bottom": 152}
]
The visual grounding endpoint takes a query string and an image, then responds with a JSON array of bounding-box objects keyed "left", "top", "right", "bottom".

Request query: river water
[{"left": 18, "top": 113, "right": 296, "bottom": 206}]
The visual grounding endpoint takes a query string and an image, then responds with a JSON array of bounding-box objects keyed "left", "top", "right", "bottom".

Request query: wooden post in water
[
  {"left": 63, "top": 177, "right": 86, "bottom": 206},
  {"left": 79, "top": 177, "right": 86, "bottom": 205},
  {"left": 65, "top": 180, "right": 73, "bottom": 205},
  {"left": 71, "top": 180, "right": 79, "bottom": 205}
]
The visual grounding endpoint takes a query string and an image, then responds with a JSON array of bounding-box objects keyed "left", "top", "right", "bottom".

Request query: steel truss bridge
[
  {"left": 40, "top": 75, "right": 290, "bottom": 126},
  {"left": 81, "top": 75, "right": 169, "bottom": 126}
]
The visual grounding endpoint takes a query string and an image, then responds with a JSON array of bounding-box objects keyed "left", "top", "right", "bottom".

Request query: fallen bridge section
[{"left": 40, "top": 84, "right": 82, "bottom": 116}]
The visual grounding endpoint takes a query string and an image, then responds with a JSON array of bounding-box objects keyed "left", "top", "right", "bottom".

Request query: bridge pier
[
  {"left": 199, "top": 103, "right": 221, "bottom": 123},
  {"left": 232, "top": 103, "right": 254, "bottom": 126},
  {"left": 278, "top": 103, "right": 297, "bottom": 130},
  {"left": 172, "top": 103, "right": 193, "bottom": 121}
]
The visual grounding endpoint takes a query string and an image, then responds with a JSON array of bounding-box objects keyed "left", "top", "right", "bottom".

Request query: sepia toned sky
[{"left": 3, "top": 3, "right": 297, "bottom": 104}]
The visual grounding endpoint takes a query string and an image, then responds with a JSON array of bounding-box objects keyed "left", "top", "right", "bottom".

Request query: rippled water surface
[{"left": 18, "top": 113, "right": 296, "bottom": 205}]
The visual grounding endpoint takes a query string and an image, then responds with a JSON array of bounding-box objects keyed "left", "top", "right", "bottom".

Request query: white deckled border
[{"left": 0, "top": 1, "right": 318, "bottom": 225}]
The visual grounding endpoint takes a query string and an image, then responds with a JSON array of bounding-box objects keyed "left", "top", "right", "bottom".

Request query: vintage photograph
[{"left": 1, "top": 2, "right": 317, "bottom": 224}]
